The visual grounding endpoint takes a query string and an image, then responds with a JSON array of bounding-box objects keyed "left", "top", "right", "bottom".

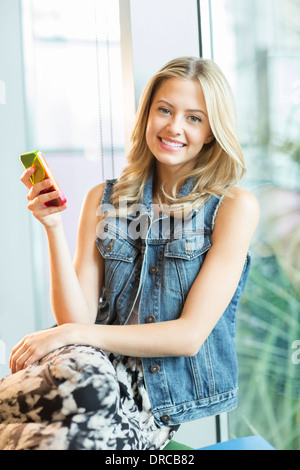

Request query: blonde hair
[{"left": 112, "top": 57, "right": 245, "bottom": 210}]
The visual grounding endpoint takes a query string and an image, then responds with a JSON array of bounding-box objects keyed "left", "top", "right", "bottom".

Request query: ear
[{"left": 204, "top": 133, "right": 215, "bottom": 145}]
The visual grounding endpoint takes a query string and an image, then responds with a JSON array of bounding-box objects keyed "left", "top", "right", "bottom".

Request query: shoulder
[
  {"left": 78, "top": 183, "right": 106, "bottom": 225},
  {"left": 85, "top": 179, "right": 118, "bottom": 207},
  {"left": 84, "top": 183, "right": 106, "bottom": 204},
  {"left": 222, "top": 186, "right": 260, "bottom": 219},
  {"left": 81, "top": 183, "right": 106, "bottom": 214},
  {"left": 212, "top": 186, "right": 260, "bottom": 245}
]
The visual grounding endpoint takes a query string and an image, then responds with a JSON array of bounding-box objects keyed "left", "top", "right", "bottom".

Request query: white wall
[
  {"left": 128, "top": 0, "right": 200, "bottom": 103},
  {"left": 0, "top": 0, "right": 36, "bottom": 377}
]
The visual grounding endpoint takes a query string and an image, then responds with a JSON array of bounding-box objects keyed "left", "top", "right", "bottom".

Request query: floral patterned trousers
[{"left": 0, "top": 345, "right": 175, "bottom": 450}]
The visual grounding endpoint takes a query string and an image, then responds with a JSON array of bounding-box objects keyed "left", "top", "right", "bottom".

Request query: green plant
[{"left": 230, "top": 255, "right": 300, "bottom": 450}]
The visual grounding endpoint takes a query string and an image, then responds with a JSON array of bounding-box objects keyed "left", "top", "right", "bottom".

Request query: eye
[
  {"left": 188, "top": 115, "right": 202, "bottom": 123},
  {"left": 158, "top": 107, "right": 171, "bottom": 116}
]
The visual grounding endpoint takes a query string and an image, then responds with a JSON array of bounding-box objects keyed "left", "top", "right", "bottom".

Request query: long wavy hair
[{"left": 111, "top": 57, "right": 246, "bottom": 211}]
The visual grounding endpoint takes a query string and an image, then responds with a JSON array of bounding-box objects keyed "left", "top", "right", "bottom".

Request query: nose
[{"left": 166, "top": 115, "right": 184, "bottom": 136}]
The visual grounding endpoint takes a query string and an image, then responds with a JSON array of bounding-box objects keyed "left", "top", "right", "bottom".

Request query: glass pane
[
  {"left": 210, "top": 0, "right": 300, "bottom": 450},
  {"left": 20, "top": 0, "right": 126, "bottom": 329},
  {"left": 22, "top": 0, "right": 125, "bottom": 180}
]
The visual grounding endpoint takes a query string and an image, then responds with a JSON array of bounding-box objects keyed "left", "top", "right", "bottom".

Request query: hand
[
  {"left": 20, "top": 167, "right": 67, "bottom": 228},
  {"left": 9, "top": 324, "right": 76, "bottom": 374}
]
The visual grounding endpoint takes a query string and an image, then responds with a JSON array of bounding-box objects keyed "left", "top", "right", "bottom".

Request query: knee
[{"left": 47, "top": 346, "right": 119, "bottom": 414}]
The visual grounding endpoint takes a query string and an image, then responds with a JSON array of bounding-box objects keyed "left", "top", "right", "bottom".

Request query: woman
[{"left": 0, "top": 57, "right": 259, "bottom": 450}]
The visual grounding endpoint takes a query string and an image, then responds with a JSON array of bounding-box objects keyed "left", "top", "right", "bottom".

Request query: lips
[{"left": 158, "top": 137, "right": 186, "bottom": 149}]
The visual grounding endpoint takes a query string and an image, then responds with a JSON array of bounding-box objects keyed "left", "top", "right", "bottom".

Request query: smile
[{"left": 159, "top": 137, "right": 186, "bottom": 149}]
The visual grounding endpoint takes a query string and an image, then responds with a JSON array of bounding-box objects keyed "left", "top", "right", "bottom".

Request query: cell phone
[{"left": 20, "top": 150, "right": 67, "bottom": 207}]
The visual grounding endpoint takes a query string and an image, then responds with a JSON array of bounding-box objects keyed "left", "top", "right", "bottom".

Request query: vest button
[
  {"left": 149, "top": 266, "right": 159, "bottom": 275},
  {"left": 150, "top": 364, "right": 160, "bottom": 374},
  {"left": 161, "top": 414, "right": 171, "bottom": 424},
  {"left": 103, "top": 240, "right": 114, "bottom": 253},
  {"left": 145, "top": 315, "right": 156, "bottom": 324}
]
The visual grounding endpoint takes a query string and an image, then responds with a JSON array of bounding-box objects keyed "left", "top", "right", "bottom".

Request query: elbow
[
  {"left": 180, "top": 333, "right": 202, "bottom": 358},
  {"left": 183, "top": 343, "right": 201, "bottom": 358},
  {"left": 175, "top": 319, "right": 203, "bottom": 357}
]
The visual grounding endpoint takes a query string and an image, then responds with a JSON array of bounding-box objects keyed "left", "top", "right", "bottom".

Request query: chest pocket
[
  {"left": 96, "top": 233, "right": 140, "bottom": 294},
  {"left": 164, "top": 232, "right": 211, "bottom": 295}
]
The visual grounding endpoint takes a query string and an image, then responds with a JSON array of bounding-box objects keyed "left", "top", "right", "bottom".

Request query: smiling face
[{"left": 146, "top": 78, "right": 215, "bottom": 178}]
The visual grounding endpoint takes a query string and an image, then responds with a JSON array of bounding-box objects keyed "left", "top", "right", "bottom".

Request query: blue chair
[
  {"left": 200, "top": 436, "right": 275, "bottom": 450},
  {"left": 164, "top": 436, "right": 275, "bottom": 451}
]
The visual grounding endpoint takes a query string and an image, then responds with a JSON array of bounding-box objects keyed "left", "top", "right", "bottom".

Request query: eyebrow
[{"left": 156, "top": 99, "right": 207, "bottom": 117}]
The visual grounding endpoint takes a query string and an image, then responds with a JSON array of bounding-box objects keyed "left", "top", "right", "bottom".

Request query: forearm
[
  {"left": 70, "top": 319, "right": 198, "bottom": 358},
  {"left": 46, "top": 223, "right": 93, "bottom": 324}
]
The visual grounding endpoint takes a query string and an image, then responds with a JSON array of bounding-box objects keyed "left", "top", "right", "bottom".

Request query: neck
[
  {"left": 153, "top": 163, "right": 186, "bottom": 204},
  {"left": 154, "top": 163, "right": 178, "bottom": 192}
]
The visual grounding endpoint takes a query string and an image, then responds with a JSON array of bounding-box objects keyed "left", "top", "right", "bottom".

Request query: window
[
  {"left": 22, "top": 0, "right": 125, "bottom": 252},
  {"left": 22, "top": 0, "right": 125, "bottom": 182},
  {"left": 209, "top": 0, "right": 300, "bottom": 450},
  {"left": 21, "top": 0, "right": 126, "bottom": 327}
]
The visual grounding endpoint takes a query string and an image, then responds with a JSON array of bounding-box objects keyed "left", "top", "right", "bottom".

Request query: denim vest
[{"left": 96, "top": 171, "right": 251, "bottom": 426}]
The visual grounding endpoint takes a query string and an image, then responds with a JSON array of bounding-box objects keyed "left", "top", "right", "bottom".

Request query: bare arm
[
  {"left": 72, "top": 184, "right": 105, "bottom": 323},
  {"left": 69, "top": 187, "right": 260, "bottom": 357},
  {"left": 46, "top": 184, "right": 105, "bottom": 324},
  {"left": 21, "top": 167, "right": 104, "bottom": 324},
  {"left": 11, "top": 185, "right": 259, "bottom": 372}
]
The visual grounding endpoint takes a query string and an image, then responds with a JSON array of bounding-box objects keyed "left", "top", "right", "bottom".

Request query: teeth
[{"left": 161, "top": 138, "right": 184, "bottom": 148}]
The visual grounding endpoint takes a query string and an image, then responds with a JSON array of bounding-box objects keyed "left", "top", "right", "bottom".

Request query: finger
[
  {"left": 20, "top": 167, "right": 35, "bottom": 190},
  {"left": 12, "top": 342, "right": 48, "bottom": 373},
  {"left": 9, "top": 338, "right": 26, "bottom": 369},
  {"left": 10, "top": 343, "right": 30, "bottom": 374},
  {"left": 14, "top": 349, "right": 32, "bottom": 374},
  {"left": 27, "top": 178, "right": 54, "bottom": 201},
  {"left": 27, "top": 190, "right": 65, "bottom": 211}
]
